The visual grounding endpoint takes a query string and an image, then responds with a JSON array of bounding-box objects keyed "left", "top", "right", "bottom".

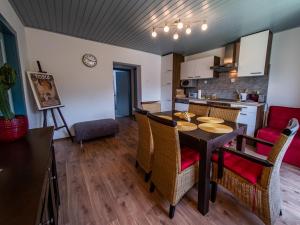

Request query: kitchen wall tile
[{"left": 186, "top": 73, "right": 268, "bottom": 100}]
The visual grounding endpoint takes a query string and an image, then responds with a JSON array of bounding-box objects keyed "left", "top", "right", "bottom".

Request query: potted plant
[{"left": 0, "top": 63, "right": 28, "bottom": 142}]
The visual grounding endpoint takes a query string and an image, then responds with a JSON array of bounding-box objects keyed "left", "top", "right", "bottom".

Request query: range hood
[{"left": 210, "top": 42, "right": 240, "bottom": 73}]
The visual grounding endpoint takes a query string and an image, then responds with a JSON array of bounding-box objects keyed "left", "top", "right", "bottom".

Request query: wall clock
[{"left": 82, "top": 53, "right": 97, "bottom": 68}]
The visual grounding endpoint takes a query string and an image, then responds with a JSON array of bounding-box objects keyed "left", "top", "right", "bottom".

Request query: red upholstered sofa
[{"left": 256, "top": 106, "right": 300, "bottom": 167}]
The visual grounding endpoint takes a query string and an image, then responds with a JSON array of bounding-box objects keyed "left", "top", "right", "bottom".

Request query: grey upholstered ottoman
[{"left": 73, "top": 119, "right": 119, "bottom": 147}]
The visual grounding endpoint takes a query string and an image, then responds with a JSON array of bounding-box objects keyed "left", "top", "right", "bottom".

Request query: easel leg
[
  {"left": 56, "top": 107, "right": 73, "bottom": 142},
  {"left": 50, "top": 108, "right": 58, "bottom": 128},
  {"left": 43, "top": 110, "right": 48, "bottom": 127}
]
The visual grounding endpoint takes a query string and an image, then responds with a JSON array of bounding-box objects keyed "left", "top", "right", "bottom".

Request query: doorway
[
  {"left": 114, "top": 69, "right": 131, "bottom": 117},
  {"left": 0, "top": 13, "right": 26, "bottom": 116},
  {"left": 113, "top": 63, "right": 141, "bottom": 117}
]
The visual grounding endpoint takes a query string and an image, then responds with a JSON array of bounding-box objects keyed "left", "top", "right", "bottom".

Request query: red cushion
[
  {"left": 257, "top": 127, "right": 300, "bottom": 167},
  {"left": 283, "top": 136, "right": 300, "bottom": 167},
  {"left": 256, "top": 127, "right": 280, "bottom": 156},
  {"left": 212, "top": 152, "right": 263, "bottom": 184},
  {"left": 181, "top": 147, "right": 200, "bottom": 171},
  {"left": 268, "top": 106, "right": 300, "bottom": 135}
]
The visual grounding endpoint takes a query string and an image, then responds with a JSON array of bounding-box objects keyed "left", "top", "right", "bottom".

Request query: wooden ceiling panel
[{"left": 9, "top": 0, "right": 300, "bottom": 55}]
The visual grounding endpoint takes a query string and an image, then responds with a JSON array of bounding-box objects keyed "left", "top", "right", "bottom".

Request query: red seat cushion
[
  {"left": 256, "top": 106, "right": 300, "bottom": 168},
  {"left": 257, "top": 127, "right": 300, "bottom": 167},
  {"left": 181, "top": 147, "right": 200, "bottom": 171},
  {"left": 256, "top": 127, "right": 280, "bottom": 156},
  {"left": 212, "top": 152, "right": 263, "bottom": 184}
]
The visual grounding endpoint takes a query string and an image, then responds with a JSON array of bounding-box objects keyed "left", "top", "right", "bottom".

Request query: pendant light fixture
[
  {"left": 173, "top": 32, "right": 179, "bottom": 40},
  {"left": 186, "top": 25, "right": 191, "bottom": 34},
  {"left": 151, "top": 18, "right": 208, "bottom": 40},
  {"left": 177, "top": 19, "right": 183, "bottom": 29},
  {"left": 151, "top": 28, "right": 157, "bottom": 37},
  {"left": 164, "top": 24, "right": 170, "bottom": 32},
  {"left": 201, "top": 20, "right": 208, "bottom": 31}
]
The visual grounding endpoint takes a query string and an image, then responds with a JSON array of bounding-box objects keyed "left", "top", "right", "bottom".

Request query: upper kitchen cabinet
[
  {"left": 180, "top": 56, "right": 220, "bottom": 80},
  {"left": 238, "top": 30, "right": 272, "bottom": 77}
]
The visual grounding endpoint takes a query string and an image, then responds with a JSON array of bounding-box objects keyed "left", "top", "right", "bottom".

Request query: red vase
[{"left": 0, "top": 115, "right": 28, "bottom": 142}]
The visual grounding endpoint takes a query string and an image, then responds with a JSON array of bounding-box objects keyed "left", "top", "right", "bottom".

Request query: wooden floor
[{"left": 54, "top": 117, "right": 300, "bottom": 225}]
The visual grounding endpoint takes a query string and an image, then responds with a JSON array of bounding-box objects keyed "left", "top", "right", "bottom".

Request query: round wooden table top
[
  {"left": 196, "top": 116, "right": 224, "bottom": 124},
  {"left": 198, "top": 123, "right": 233, "bottom": 134},
  {"left": 177, "top": 121, "right": 198, "bottom": 132}
]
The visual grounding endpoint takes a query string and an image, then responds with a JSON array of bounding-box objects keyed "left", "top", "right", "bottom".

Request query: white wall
[
  {"left": 25, "top": 28, "right": 161, "bottom": 138},
  {"left": 267, "top": 27, "right": 300, "bottom": 107}
]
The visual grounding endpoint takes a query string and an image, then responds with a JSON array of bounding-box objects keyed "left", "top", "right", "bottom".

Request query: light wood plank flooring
[{"left": 54, "top": 117, "right": 300, "bottom": 225}]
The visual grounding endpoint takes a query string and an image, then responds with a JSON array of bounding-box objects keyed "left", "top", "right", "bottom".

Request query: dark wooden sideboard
[{"left": 0, "top": 127, "right": 60, "bottom": 225}]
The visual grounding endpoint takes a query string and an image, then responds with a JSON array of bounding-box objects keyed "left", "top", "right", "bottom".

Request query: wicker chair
[
  {"left": 141, "top": 101, "right": 161, "bottom": 113},
  {"left": 134, "top": 108, "right": 153, "bottom": 182},
  {"left": 209, "top": 106, "right": 240, "bottom": 122},
  {"left": 211, "top": 118, "right": 299, "bottom": 225},
  {"left": 147, "top": 113, "right": 200, "bottom": 218},
  {"left": 188, "top": 102, "right": 210, "bottom": 116}
]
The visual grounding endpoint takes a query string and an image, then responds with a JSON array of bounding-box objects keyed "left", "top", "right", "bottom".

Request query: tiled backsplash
[{"left": 186, "top": 74, "right": 269, "bottom": 100}]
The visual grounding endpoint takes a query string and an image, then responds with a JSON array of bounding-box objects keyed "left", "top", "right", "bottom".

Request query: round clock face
[{"left": 82, "top": 54, "right": 97, "bottom": 67}]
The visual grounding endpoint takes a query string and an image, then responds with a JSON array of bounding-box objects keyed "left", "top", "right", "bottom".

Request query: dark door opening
[
  {"left": 114, "top": 69, "right": 131, "bottom": 117},
  {"left": 0, "top": 14, "right": 26, "bottom": 116},
  {"left": 113, "top": 62, "right": 142, "bottom": 117}
]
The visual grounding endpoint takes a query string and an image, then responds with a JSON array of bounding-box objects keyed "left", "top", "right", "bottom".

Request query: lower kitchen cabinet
[
  {"left": 231, "top": 103, "right": 264, "bottom": 136},
  {"left": 175, "top": 102, "right": 189, "bottom": 111},
  {"left": 161, "top": 100, "right": 173, "bottom": 112},
  {"left": 0, "top": 127, "right": 60, "bottom": 225}
]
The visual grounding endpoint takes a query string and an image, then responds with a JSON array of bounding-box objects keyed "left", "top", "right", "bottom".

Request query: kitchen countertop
[{"left": 175, "top": 97, "right": 265, "bottom": 106}]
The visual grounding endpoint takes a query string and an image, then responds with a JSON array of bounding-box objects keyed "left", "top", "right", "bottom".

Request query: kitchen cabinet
[
  {"left": 161, "top": 54, "right": 173, "bottom": 73},
  {"left": 180, "top": 56, "right": 220, "bottom": 80},
  {"left": 161, "top": 53, "right": 184, "bottom": 111},
  {"left": 231, "top": 103, "right": 264, "bottom": 136},
  {"left": 180, "top": 60, "right": 192, "bottom": 80},
  {"left": 238, "top": 30, "right": 272, "bottom": 77},
  {"left": 161, "top": 100, "right": 172, "bottom": 112},
  {"left": 175, "top": 102, "right": 189, "bottom": 111}
]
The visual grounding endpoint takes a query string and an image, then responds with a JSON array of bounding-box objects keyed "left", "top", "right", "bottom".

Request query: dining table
[{"left": 154, "top": 111, "right": 247, "bottom": 215}]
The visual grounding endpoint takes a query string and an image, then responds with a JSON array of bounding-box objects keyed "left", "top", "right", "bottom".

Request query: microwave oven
[{"left": 181, "top": 79, "right": 197, "bottom": 88}]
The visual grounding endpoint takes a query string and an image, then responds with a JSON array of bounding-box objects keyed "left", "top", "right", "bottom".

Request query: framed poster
[{"left": 27, "top": 72, "right": 63, "bottom": 110}]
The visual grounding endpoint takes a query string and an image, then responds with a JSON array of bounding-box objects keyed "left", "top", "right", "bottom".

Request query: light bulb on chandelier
[
  {"left": 164, "top": 24, "right": 170, "bottom": 32},
  {"left": 186, "top": 25, "right": 191, "bottom": 35},
  {"left": 201, "top": 20, "right": 208, "bottom": 31},
  {"left": 177, "top": 19, "right": 183, "bottom": 29},
  {"left": 173, "top": 33, "right": 179, "bottom": 40},
  {"left": 151, "top": 28, "right": 157, "bottom": 37}
]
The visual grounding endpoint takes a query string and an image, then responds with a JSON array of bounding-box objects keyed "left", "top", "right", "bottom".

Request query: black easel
[{"left": 37, "top": 61, "right": 73, "bottom": 142}]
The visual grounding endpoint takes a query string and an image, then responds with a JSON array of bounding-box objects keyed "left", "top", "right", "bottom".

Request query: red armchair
[{"left": 256, "top": 106, "right": 300, "bottom": 167}]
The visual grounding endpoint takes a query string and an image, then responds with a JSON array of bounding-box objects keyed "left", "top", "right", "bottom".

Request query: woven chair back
[
  {"left": 209, "top": 106, "right": 240, "bottom": 122},
  {"left": 135, "top": 109, "right": 153, "bottom": 172},
  {"left": 260, "top": 118, "right": 299, "bottom": 187},
  {"left": 188, "top": 102, "right": 209, "bottom": 116},
  {"left": 148, "top": 114, "right": 181, "bottom": 176}
]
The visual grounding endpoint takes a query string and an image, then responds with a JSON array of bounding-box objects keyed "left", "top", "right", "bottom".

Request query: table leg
[
  {"left": 236, "top": 127, "right": 247, "bottom": 152},
  {"left": 198, "top": 143, "right": 212, "bottom": 215}
]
